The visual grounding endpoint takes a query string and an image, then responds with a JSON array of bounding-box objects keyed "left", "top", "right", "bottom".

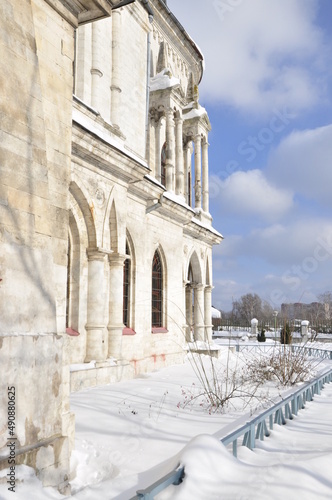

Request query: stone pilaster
[
  {"left": 85, "top": 249, "right": 108, "bottom": 362},
  {"left": 175, "top": 115, "right": 184, "bottom": 197},
  {"left": 184, "top": 142, "right": 192, "bottom": 205},
  {"left": 107, "top": 253, "right": 126, "bottom": 360},
  {"left": 202, "top": 138, "right": 209, "bottom": 213},
  {"left": 91, "top": 21, "right": 103, "bottom": 111},
  {"left": 111, "top": 10, "right": 122, "bottom": 128},
  {"left": 194, "top": 133, "right": 202, "bottom": 209}
]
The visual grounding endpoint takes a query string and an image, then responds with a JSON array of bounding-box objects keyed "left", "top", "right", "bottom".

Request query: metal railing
[
  {"left": 220, "top": 368, "right": 332, "bottom": 457},
  {"left": 236, "top": 342, "right": 332, "bottom": 360},
  {"left": 130, "top": 346, "right": 332, "bottom": 499}
]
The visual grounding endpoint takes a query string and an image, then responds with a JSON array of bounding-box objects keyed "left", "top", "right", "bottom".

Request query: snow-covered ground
[{"left": 1, "top": 341, "right": 332, "bottom": 499}]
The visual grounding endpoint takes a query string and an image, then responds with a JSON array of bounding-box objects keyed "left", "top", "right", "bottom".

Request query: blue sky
[{"left": 168, "top": 0, "right": 332, "bottom": 312}]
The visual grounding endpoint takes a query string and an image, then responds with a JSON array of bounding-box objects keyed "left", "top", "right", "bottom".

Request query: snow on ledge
[
  {"left": 191, "top": 217, "right": 223, "bottom": 238},
  {"left": 183, "top": 104, "right": 207, "bottom": 121},
  {"left": 150, "top": 68, "right": 180, "bottom": 92},
  {"left": 163, "top": 191, "right": 194, "bottom": 211},
  {"left": 72, "top": 106, "right": 149, "bottom": 169},
  {"left": 187, "top": 341, "right": 223, "bottom": 351},
  {"left": 70, "top": 358, "right": 117, "bottom": 372},
  {"left": 144, "top": 174, "right": 165, "bottom": 190}
]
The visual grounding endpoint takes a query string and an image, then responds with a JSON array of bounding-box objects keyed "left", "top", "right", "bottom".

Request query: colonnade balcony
[{"left": 149, "top": 84, "right": 212, "bottom": 224}]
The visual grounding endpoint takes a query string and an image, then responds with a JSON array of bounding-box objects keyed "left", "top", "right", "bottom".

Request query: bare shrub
[
  {"left": 247, "top": 345, "right": 319, "bottom": 387},
  {"left": 181, "top": 342, "right": 263, "bottom": 413}
]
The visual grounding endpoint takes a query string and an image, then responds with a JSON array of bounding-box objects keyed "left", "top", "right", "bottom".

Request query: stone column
[
  {"left": 184, "top": 142, "right": 192, "bottom": 205},
  {"left": 165, "top": 108, "right": 175, "bottom": 192},
  {"left": 301, "top": 320, "right": 309, "bottom": 343},
  {"left": 155, "top": 118, "right": 162, "bottom": 183},
  {"left": 91, "top": 21, "right": 103, "bottom": 111},
  {"left": 202, "top": 138, "right": 209, "bottom": 213},
  {"left": 85, "top": 249, "right": 108, "bottom": 362},
  {"left": 175, "top": 115, "right": 184, "bottom": 197},
  {"left": 107, "top": 253, "right": 126, "bottom": 360},
  {"left": 185, "top": 284, "right": 193, "bottom": 342},
  {"left": 204, "top": 285, "right": 213, "bottom": 342},
  {"left": 194, "top": 133, "right": 202, "bottom": 209},
  {"left": 111, "top": 10, "right": 122, "bottom": 128},
  {"left": 193, "top": 284, "right": 205, "bottom": 341},
  {"left": 251, "top": 318, "right": 258, "bottom": 336},
  {"left": 148, "top": 121, "right": 155, "bottom": 176}
]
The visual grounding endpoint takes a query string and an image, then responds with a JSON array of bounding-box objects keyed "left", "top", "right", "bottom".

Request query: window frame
[{"left": 151, "top": 249, "right": 168, "bottom": 333}]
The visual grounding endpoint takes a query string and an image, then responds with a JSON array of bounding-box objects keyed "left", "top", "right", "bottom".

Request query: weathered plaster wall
[{"left": 0, "top": 0, "right": 75, "bottom": 490}]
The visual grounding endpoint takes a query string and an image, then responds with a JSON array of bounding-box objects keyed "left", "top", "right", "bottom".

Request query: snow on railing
[
  {"left": 130, "top": 346, "right": 332, "bottom": 500},
  {"left": 131, "top": 467, "right": 184, "bottom": 500},
  {"left": 236, "top": 342, "right": 332, "bottom": 359},
  {"left": 220, "top": 367, "right": 332, "bottom": 457}
]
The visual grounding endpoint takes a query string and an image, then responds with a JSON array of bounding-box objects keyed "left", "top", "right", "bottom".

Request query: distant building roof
[{"left": 212, "top": 307, "right": 221, "bottom": 319}]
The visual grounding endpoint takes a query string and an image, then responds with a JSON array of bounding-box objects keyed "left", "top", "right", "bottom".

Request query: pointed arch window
[
  {"left": 152, "top": 250, "right": 163, "bottom": 328},
  {"left": 161, "top": 142, "right": 166, "bottom": 187},
  {"left": 122, "top": 238, "right": 136, "bottom": 335},
  {"left": 123, "top": 241, "right": 131, "bottom": 327},
  {"left": 188, "top": 263, "right": 194, "bottom": 284}
]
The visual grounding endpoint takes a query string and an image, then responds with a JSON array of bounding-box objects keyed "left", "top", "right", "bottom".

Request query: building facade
[{"left": 0, "top": 0, "right": 221, "bottom": 491}]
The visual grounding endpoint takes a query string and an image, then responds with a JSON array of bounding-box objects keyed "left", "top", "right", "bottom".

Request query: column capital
[
  {"left": 165, "top": 107, "right": 175, "bottom": 117},
  {"left": 86, "top": 247, "right": 110, "bottom": 262},
  {"left": 174, "top": 115, "right": 183, "bottom": 125},
  {"left": 184, "top": 140, "right": 191, "bottom": 150},
  {"left": 108, "top": 252, "right": 126, "bottom": 266},
  {"left": 156, "top": 117, "right": 164, "bottom": 128},
  {"left": 205, "top": 285, "right": 214, "bottom": 291}
]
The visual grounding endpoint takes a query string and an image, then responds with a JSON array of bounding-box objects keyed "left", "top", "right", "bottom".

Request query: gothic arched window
[
  {"left": 152, "top": 250, "right": 163, "bottom": 327},
  {"left": 123, "top": 241, "right": 131, "bottom": 327}
]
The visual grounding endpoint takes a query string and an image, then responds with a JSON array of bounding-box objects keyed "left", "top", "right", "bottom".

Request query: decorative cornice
[{"left": 45, "top": 0, "right": 114, "bottom": 28}]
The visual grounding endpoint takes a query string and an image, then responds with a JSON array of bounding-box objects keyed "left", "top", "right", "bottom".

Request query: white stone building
[{"left": 0, "top": 0, "right": 222, "bottom": 491}]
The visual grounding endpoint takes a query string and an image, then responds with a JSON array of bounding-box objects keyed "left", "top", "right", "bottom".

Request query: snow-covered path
[
  {"left": 160, "top": 383, "right": 332, "bottom": 499},
  {"left": 69, "top": 349, "right": 332, "bottom": 499}
]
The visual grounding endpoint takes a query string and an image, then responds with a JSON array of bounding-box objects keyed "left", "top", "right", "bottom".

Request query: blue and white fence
[{"left": 130, "top": 345, "right": 332, "bottom": 500}]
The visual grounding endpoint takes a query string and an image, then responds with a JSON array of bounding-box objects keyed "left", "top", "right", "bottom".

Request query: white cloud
[
  {"left": 212, "top": 219, "right": 332, "bottom": 310},
  {"left": 168, "top": 0, "right": 327, "bottom": 115},
  {"left": 211, "top": 169, "right": 293, "bottom": 221},
  {"left": 267, "top": 124, "right": 332, "bottom": 207},
  {"left": 221, "top": 218, "right": 332, "bottom": 265}
]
